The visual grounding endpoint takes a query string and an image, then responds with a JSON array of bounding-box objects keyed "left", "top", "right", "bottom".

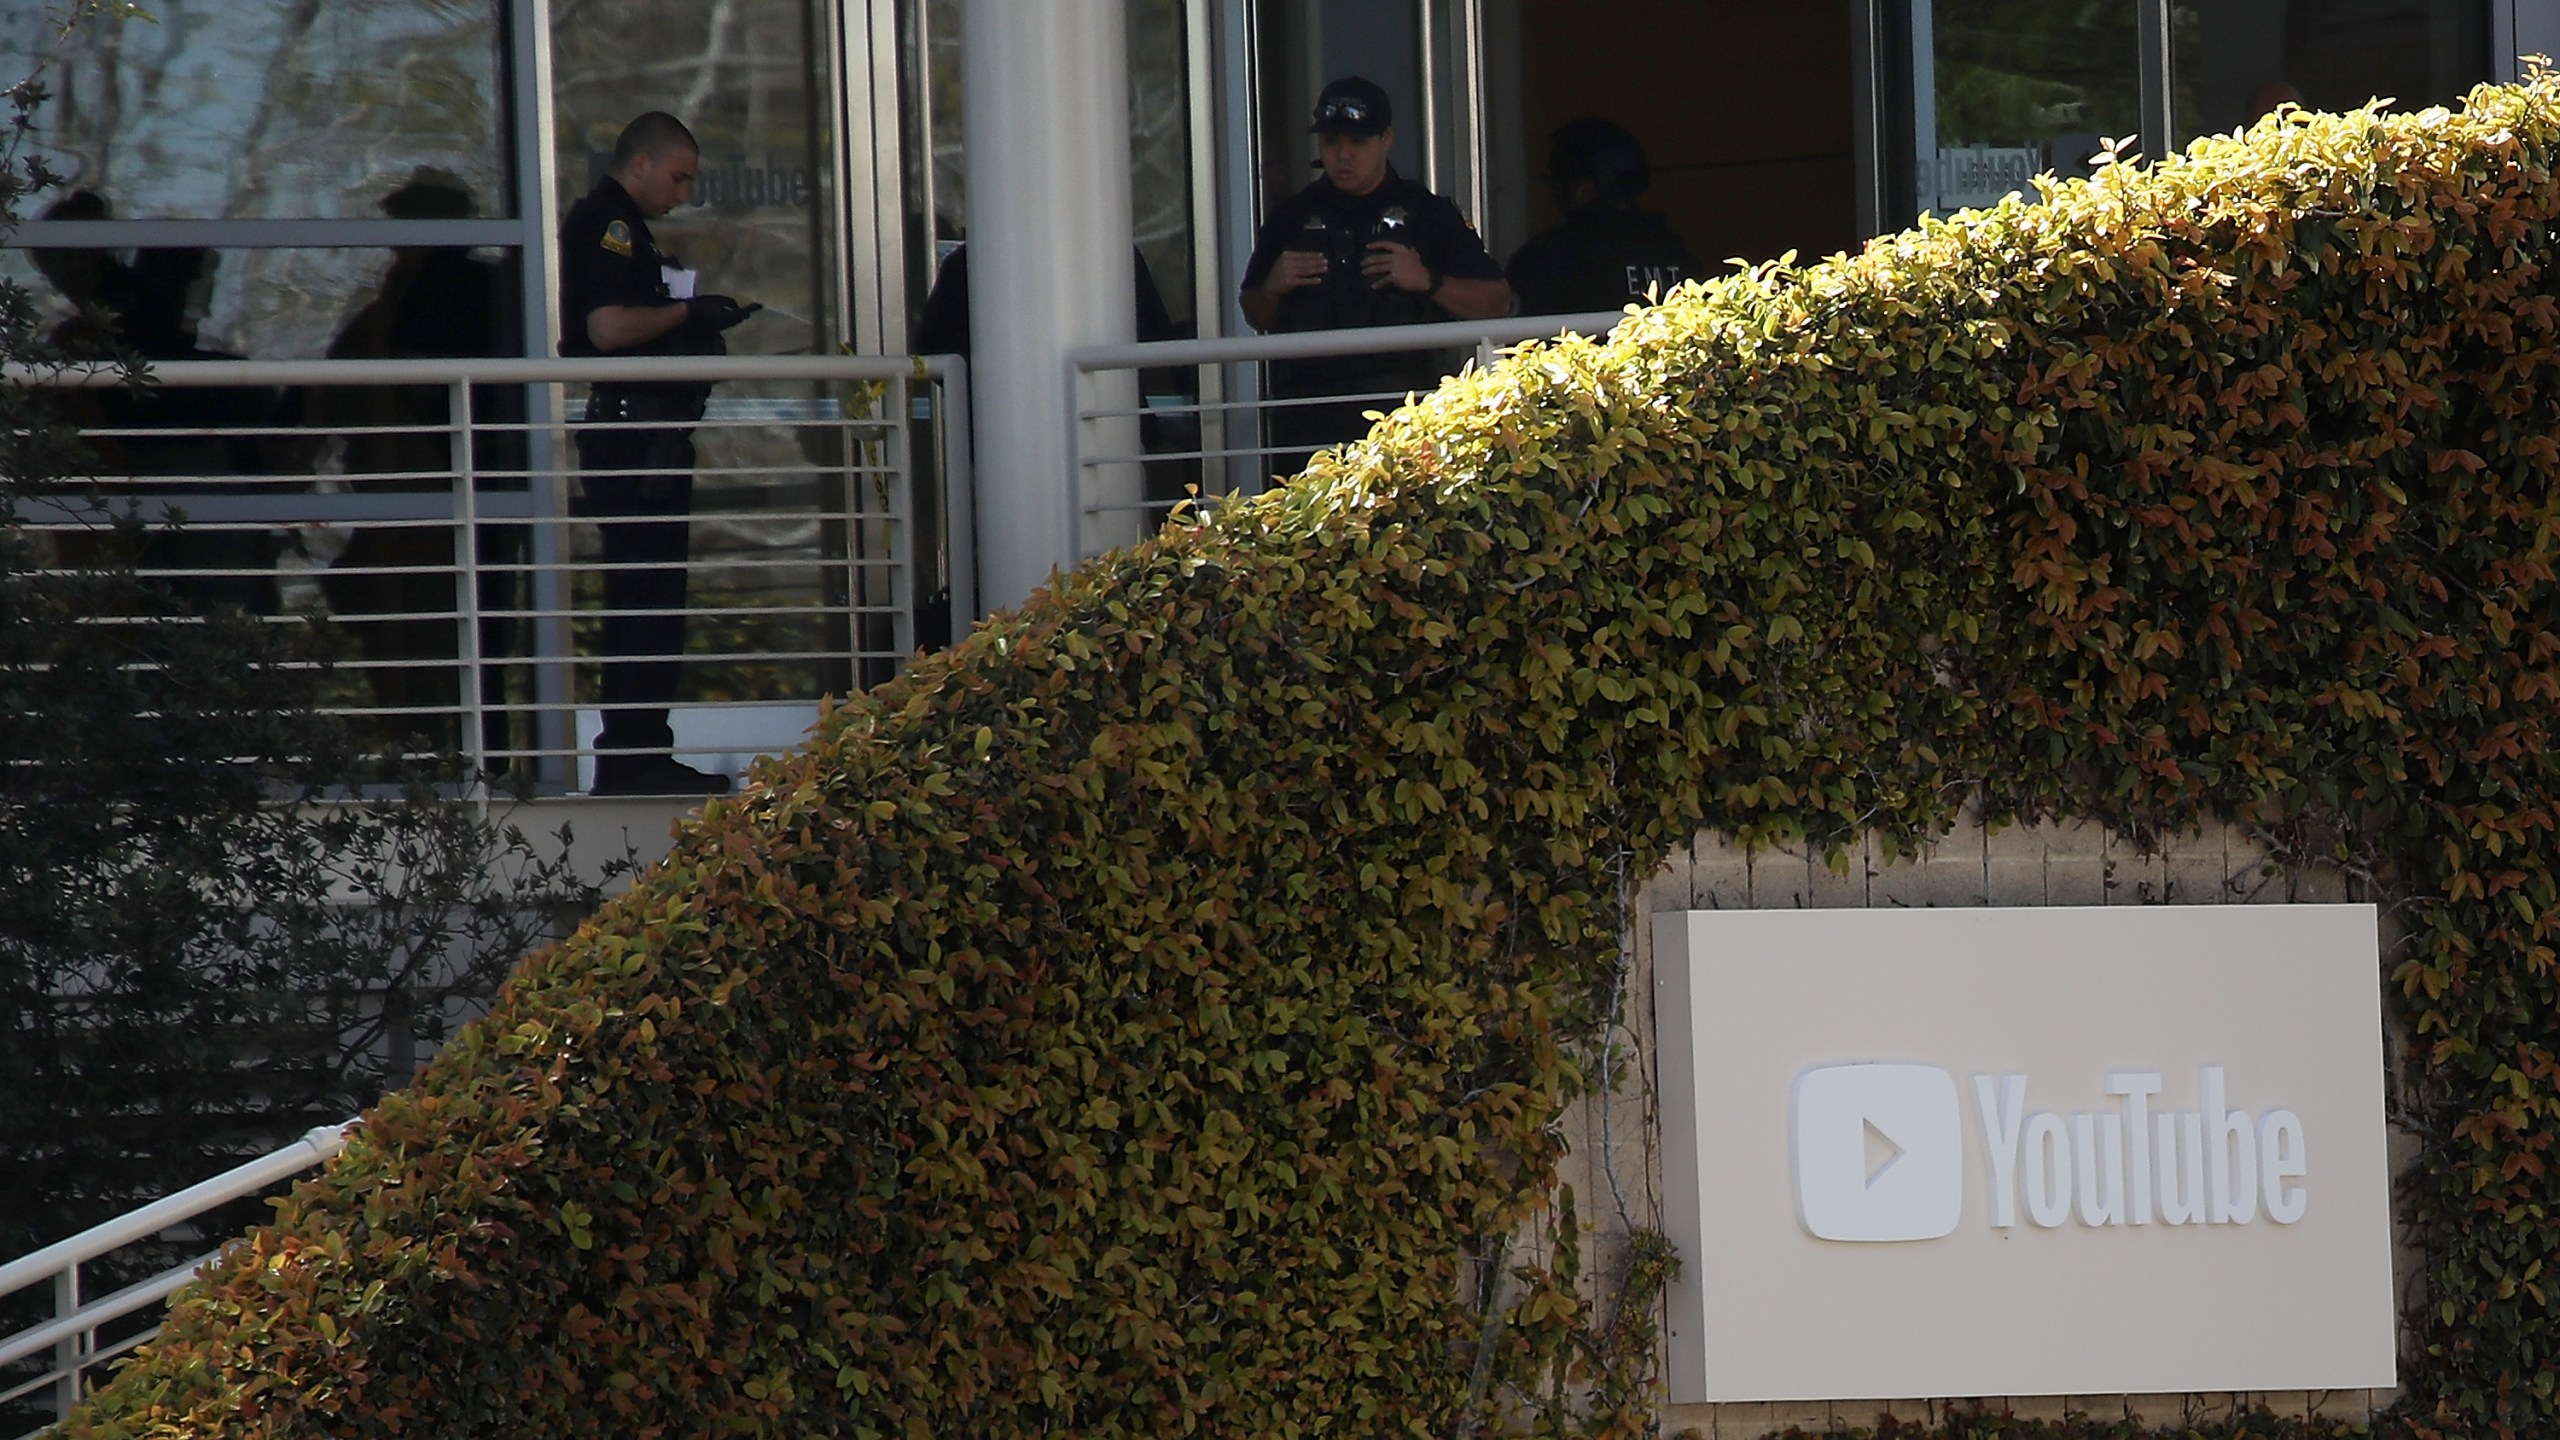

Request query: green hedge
[{"left": 60, "top": 80, "right": 2560, "bottom": 1440}]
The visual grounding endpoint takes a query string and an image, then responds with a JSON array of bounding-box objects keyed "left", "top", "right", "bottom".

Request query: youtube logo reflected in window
[{"left": 1791, "top": 1063, "right": 1965, "bottom": 1242}]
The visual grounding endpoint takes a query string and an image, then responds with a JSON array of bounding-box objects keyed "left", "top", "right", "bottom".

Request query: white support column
[{"left": 963, "top": 0, "right": 1142, "bottom": 614}]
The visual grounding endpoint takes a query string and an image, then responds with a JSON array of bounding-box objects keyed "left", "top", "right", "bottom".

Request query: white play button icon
[
  {"left": 1793, "top": 1063, "right": 1964, "bottom": 1242},
  {"left": 1864, "top": 1117, "right": 1905, "bottom": 1188}
]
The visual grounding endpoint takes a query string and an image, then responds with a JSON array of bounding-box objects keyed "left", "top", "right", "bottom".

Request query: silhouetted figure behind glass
[
  {"left": 28, "top": 189, "right": 133, "bottom": 357},
  {"left": 31, "top": 193, "right": 286, "bottom": 616},
  {"left": 2249, "top": 79, "right": 2303, "bottom": 121},
  {"left": 912, "top": 244, "right": 1182, "bottom": 358},
  {"left": 312, "top": 168, "right": 525, "bottom": 763},
  {"left": 1506, "top": 117, "right": 1703, "bottom": 317}
]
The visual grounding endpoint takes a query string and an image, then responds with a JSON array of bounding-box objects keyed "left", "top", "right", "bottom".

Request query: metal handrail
[
  {"left": 3, "top": 352, "right": 964, "bottom": 388},
  {"left": 0, "top": 1256, "right": 215, "bottom": 1375},
  {"left": 1065, "top": 309, "right": 1627, "bottom": 373},
  {"left": 0, "top": 1122, "right": 354, "bottom": 1306},
  {"left": 0, "top": 1121, "right": 355, "bottom": 1431},
  {"left": 4, "top": 351, "right": 977, "bottom": 786},
  {"left": 1061, "top": 312, "right": 1630, "bottom": 562}
]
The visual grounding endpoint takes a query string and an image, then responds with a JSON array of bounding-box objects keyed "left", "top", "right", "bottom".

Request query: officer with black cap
[
  {"left": 1506, "top": 116, "right": 1704, "bottom": 316},
  {"left": 1240, "top": 76, "right": 1509, "bottom": 471},
  {"left": 559, "top": 111, "right": 757, "bottom": 796}
]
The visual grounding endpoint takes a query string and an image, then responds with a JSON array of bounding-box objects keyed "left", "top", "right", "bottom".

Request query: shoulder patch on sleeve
[{"left": 601, "top": 220, "right": 634, "bottom": 256}]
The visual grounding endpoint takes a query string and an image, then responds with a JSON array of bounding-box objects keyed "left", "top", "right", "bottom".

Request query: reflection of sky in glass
[{"left": 0, "top": 0, "right": 502, "bottom": 221}]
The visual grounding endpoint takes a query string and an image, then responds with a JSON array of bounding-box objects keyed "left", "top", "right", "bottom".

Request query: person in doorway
[
  {"left": 1505, "top": 116, "right": 1703, "bottom": 317},
  {"left": 560, "top": 110, "right": 758, "bottom": 796},
  {"left": 1239, "top": 75, "right": 1508, "bottom": 472}
]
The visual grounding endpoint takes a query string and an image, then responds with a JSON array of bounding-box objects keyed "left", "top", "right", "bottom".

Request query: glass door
[
  {"left": 550, "top": 0, "right": 846, "bottom": 357},
  {"left": 1878, "top": 0, "right": 2500, "bottom": 229},
  {"left": 1497, "top": 0, "right": 1862, "bottom": 284},
  {"left": 1905, "top": 0, "right": 2160, "bottom": 220},
  {"left": 550, "top": 0, "right": 862, "bottom": 760},
  {"left": 1246, "top": 0, "right": 1489, "bottom": 235},
  {"left": 2170, "top": 0, "right": 2494, "bottom": 140}
]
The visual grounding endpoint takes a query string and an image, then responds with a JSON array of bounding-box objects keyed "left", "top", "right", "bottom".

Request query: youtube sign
[{"left": 1653, "top": 905, "right": 2394, "bottom": 1404}]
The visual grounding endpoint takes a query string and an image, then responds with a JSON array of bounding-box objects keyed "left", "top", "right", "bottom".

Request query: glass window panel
[
  {"left": 3, "top": 238, "right": 530, "bottom": 757},
  {"left": 926, "top": 0, "right": 964, "bottom": 262},
  {"left": 1511, "top": 2, "right": 1860, "bottom": 277},
  {"left": 0, "top": 0, "right": 506, "bottom": 221},
  {"left": 1931, "top": 0, "right": 2143, "bottom": 210},
  {"left": 2173, "top": 0, "right": 2492, "bottom": 143},
  {"left": 2, "top": 242, "right": 521, "bottom": 363},
  {"left": 1255, "top": 2, "right": 1427, "bottom": 208},
  {"left": 550, "top": 0, "right": 842, "bottom": 357},
  {"left": 1129, "top": 0, "right": 1197, "bottom": 335},
  {"left": 911, "top": 0, "right": 1197, "bottom": 337}
]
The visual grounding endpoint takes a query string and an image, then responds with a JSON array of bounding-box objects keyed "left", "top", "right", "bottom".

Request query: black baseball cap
[{"left": 1309, "top": 76, "right": 1392, "bottom": 138}]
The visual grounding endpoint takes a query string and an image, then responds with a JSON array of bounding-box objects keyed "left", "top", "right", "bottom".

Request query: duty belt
[{"left": 587, "top": 387, "right": 706, "bottom": 425}]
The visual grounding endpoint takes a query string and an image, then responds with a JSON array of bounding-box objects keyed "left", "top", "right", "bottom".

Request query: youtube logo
[{"left": 1792, "top": 1063, "right": 1965, "bottom": 1242}]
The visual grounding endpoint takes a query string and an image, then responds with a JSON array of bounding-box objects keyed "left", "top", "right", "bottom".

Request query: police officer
[
  {"left": 560, "top": 111, "right": 756, "bottom": 796},
  {"left": 1240, "top": 76, "right": 1509, "bottom": 471},
  {"left": 1505, "top": 117, "right": 1703, "bottom": 317}
]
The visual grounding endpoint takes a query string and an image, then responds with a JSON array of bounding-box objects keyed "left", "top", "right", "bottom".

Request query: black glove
[{"left": 686, "top": 294, "right": 756, "bottom": 332}]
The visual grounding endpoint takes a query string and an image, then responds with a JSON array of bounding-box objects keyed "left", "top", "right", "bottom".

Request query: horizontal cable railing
[
  {"left": 4, "top": 353, "right": 971, "bottom": 794},
  {"left": 1064, "top": 311, "right": 1624, "bottom": 562},
  {"left": 0, "top": 1122, "right": 355, "bottom": 1438}
]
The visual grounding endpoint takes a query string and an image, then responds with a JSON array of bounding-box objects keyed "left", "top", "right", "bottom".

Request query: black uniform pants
[{"left": 577, "top": 420, "right": 695, "bottom": 757}]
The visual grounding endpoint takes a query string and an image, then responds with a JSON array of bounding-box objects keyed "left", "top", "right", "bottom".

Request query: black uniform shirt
[
  {"left": 1240, "top": 167, "right": 1501, "bottom": 394},
  {"left": 1505, "top": 204, "right": 1704, "bottom": 316},
  {"left": 558, "top": 176, "right": 713, "bottom": 410},
  {"left": 560, "top": 177, "right": 678, "bottom": 357}
]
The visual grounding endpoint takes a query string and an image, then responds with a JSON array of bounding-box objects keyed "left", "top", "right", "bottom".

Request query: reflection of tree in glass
[
  {"left": 1933, "top": 0, "right": 2143, "bottom": 154},
  {"left": 3, "top": 1, "right": 505, "bottom": 358},
  {"left": 928, "top": 0, "right": 964, "bottom": 244},
  {"left": 919, "top": 0, "right": 1195, "bottom": 331},
  {"left": 552, "top": 0, "right": 838, "bottom": 356},
  {"left": 2, "top": 1, "right": 501, "bottom": 222},
  {"left": 1128, "top": 0, "right": 1195, "bottom": 331}
]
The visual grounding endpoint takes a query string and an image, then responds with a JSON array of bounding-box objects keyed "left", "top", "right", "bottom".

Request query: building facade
[
  {"left": 0, "top": 0, "right": 2548, "bottom": 792},
  {"left": 6, "top": 2, "right": 2540, "bottom": 370},
  {"left": 0, "top": 5, "right": 2548, "bottom": 1431}
]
